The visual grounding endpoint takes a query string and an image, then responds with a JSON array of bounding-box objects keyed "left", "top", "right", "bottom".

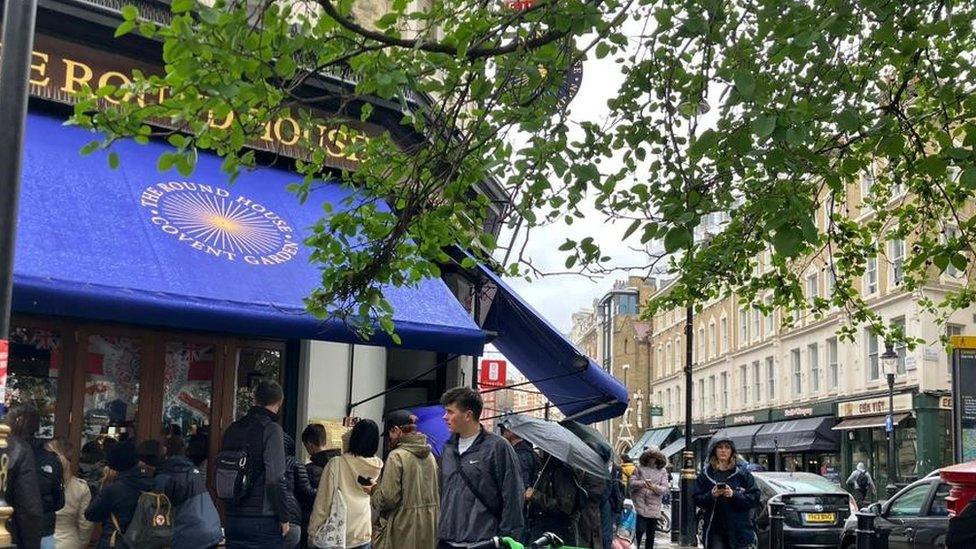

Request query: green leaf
[
  {"left": 733, "top": 71, "right": 756, "bottom": 99},
  {"left": 108, "top": 152, "right": 120, "bottom": 169},
  {"left": 558, "top": 239, "right": 576, "bottom": 251},
  {"left": 595, "top": 43, "right": 611, "bottom": 59},
  {"left": 114, "top": 20, "right": 136, "bottom": 38},
  {"left": 961, "top": 168, "right": 976, "bottom": 188},
  {"left": 947, "top": 147, "right": 971, "bottom": 160},
  {"left": 622, "top": 219, "right": 641, "bottom": 240},
  {"left": 121, "top": 5, "right": 139, "bottom": 21},
  {"left": 157, "top": 153, "right": 176, "bottom": 172},
  {"left": 772, "top": 227, "right": 803, "bottom": 257},
  {"left": 663, "top": 226, "right": 692, "bottom": 253},
  {"left": 689, "top": 129, "right": 719, "bottom": 158},
  {"left": 565, "top": 255, "right": 578, "bottom": 269},
  {"left": 753, "top": 115, "right": 777, "bottom": 138},
  {"left": 171, "top": 0, "right": 195, "bottom": 13},
  {"left": 80, "top": 141, "right": 100, "bottom": 156},
  {"left": 951, "top": 254, "right": 968, "bottom": 272}
]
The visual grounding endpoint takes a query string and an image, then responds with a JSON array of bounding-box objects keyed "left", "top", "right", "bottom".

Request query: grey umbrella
[{"left": 499, "top": 414, "right": 609, "bottom": 479}]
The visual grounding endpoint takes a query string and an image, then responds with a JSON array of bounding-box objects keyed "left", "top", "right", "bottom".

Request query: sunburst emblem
[
  {"left": 141, "top": 181, "right": 297, "bottom": 264},
  {"left": 160, "top": 192, "right": 285, "bottom": 256}
]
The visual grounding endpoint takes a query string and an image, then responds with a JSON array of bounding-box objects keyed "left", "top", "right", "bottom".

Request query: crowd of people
[{"left": 1, "top": 381, "right": 770, "bottom": 549}]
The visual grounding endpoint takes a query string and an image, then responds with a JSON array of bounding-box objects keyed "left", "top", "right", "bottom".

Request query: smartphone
[
  {"left": 716, "top": 483, "right": 728, "bottom": 490},
  {"left": 357, "top": 475, "right": 373, "bottom": 486}
]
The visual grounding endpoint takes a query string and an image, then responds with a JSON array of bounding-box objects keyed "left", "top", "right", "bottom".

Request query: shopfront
[
  {"left": 835, "top": 392, "right": 952, "bottom": 484},
  {"left": 718, "top": 403, "right": 840, "bottom": 476}
]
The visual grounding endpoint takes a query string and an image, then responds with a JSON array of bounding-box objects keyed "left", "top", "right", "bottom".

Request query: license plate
[{"left": 804, "top": 513, "right": 836, "bottom": 523}]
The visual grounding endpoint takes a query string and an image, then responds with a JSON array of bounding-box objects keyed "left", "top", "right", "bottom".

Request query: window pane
[
  {"left": 163, "top": 342, "right": 215, "bottom": 440},
  {"left": 8, "top": 327, "right": 61, "bottom": 438},
  {"left": 235, "top": 348, "right": 283, "bottom": 420},
  {"left": 929, "top": 484, "right": 950, "bottom": 517},
  {"left": 84, "top": 335, "right": 142, "bottom": 445},
  {"left": 888, "top": 484, "right": 931, "bottom": 517}
]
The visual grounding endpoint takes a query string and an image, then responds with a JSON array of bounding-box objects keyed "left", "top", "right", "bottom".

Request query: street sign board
[
  {"left": 479, "top": 359, "right": 507, "bottom": 388},
  {"left": 885, "top": 414, "right": 893, "bottom": 433},
  {"left": 649, "top": 405, "right": 663, "bottom": 417},
  {"left": 951, "top": 336, "right": 976, "bottom": 462}
]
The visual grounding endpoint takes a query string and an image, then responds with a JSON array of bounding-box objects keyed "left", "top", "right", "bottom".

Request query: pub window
[
  {"left": 235, "top": 347, "right": 283, "bottom": 420},
  {"left": 83, "top": 334, "right": 143, "bottom": 446},
  {"left": 8, "top": 327, "right": 61, "bottom": 438}
]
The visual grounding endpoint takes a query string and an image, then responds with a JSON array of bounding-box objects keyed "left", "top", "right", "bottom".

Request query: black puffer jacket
[
  {"left": 84, "top": 468, "right": 156, "bottom": 548},
  {"left": 31, "top": 438, "right": 65, "bottom": 537},
  {"left": 305, "top": 448, "right": 341, "bottom": 490},
  {"left": 282, "top": 435, "right": 316, "bottom": 525},
  {"left": 6, "top": 435, "right": 43, "bottom": 549},
  {"left": 693, "top": 437, "right": 762, "bottom": 549}
]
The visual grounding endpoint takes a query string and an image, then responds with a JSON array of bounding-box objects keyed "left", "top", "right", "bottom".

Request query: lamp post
[{"left": 880, "top": 340, "right": 900, "bottom": 498}]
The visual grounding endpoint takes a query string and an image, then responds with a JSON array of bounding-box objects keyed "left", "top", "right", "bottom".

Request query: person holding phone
[
  {"left": 693, "top": 437, "right": 761, "bottom": 549},
  {"left": 629, "top": 447, "right": 669, "bottom": 549}
]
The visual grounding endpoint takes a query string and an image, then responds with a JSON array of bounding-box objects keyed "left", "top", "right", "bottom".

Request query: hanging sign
[{"left": 479, "top": 359, "right": 507, "bottom": 388}]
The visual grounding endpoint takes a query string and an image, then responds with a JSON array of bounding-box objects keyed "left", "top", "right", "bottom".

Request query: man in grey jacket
[{"left": 438, "top": 386, "right": 525, "bottom": 548}]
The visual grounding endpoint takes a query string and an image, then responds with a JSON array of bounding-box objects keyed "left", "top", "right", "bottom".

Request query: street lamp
[{"left": 880, "top": 340, "right": 900, "bottom": 498}]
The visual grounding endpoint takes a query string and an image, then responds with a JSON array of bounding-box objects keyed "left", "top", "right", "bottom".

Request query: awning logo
[{"left": 139, "top": 182, "right": 299, "bottom": 265}]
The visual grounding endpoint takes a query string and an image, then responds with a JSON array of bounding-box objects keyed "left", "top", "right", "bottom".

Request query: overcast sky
[{"left": 494, "top": 21, "right": 657, "bottom": 335}]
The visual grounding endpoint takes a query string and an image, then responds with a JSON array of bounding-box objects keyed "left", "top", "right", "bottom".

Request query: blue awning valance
[
  {"left": 473, "top": 261, "right": 628, "bottom": 424},
  {"left": 13, "top": 112, "right": 485, "bottom": 356}
]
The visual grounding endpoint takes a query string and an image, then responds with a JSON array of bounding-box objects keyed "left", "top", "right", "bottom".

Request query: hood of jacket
[
  {"left": 639, "top": 446, "right": 668, "bottom": 468},
  {"left": 708, "top": 436, "right": 738, "bottom": 459},
  {"left": 343, "top": 453, "right": 383, "bottom": 479},
  {"left": 118, "top": 467, "right": 156, "bottom": 491},
  {"left": 311, "top": 448, "right": 341, "bottom": 468},
  {"left": 395, "top": 432, "right": 432, "bottom": 459}
]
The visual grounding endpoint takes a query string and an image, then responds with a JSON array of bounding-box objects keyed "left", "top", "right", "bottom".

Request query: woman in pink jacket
[{"left": 628, "top": 447, "right": 670, "bottom": 549}]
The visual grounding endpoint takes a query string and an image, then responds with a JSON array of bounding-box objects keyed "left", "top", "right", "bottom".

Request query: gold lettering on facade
[
  {"left": 60, "top": 58, "right": 94, "bottom": 94},
  {"left": 29, "top": 51, "right": 50, "bottom": 87}
]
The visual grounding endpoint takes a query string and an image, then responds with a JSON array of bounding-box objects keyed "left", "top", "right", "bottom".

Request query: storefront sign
[
  {"left": 837, "top": 393, "right": 913, "bottom": 418},
  {"left": 479, "top": 359, "right": 507, "bottom": 388},
  {"left": 18, "top": 34, "right": 384, "bottom": 171},
  {"left": 770, "top": 401, "right": 834, "bottom": 421},
  {"left": 726, "top": 409, "right": 771, "bottom": 426},
  {"left": 941, "top": 396, "right": 953, "bottom": 410},
  {"left": 649, "top": 405, "right": 663, "bottom": 417},
  {"left": 951, "top": 336, "right": 976, "bottom": 462}
]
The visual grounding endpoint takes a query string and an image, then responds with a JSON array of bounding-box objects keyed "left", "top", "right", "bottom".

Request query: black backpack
[
  {"left": 856, "top": 471, "right": 870, "bottom": 491},
  {"left": 215, "top": 417, "right": 264, "bottom": 504}
]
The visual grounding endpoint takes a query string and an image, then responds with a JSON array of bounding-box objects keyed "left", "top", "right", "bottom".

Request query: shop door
[{"left": 5, "top": 323, "right": 74, "bottom": 439}]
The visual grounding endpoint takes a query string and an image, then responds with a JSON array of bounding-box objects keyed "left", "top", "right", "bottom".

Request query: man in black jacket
[
  {"left": 8, "top": 404, "right": 64, "bottom": 547},
  {"left": 501, "top": 425, "right": 539, "bottom": 493},
  {"left": 220, "top": 380, "right": 289, "bottom": 549},
  {"left": 5, "top": 429, "right": 44, "bottom": 549},
  {"left": 438, "top": 387, "right": 524, "bottom": 548}
]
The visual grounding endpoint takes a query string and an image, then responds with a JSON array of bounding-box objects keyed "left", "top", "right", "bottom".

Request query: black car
[
  {"left": 752, "top": 472, "right": 858, "bottom": 549},
  {"left": 840, "top": 476, "right": 950, "bottom": 549}
]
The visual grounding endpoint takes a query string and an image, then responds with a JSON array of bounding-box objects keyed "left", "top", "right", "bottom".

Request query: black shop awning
[
  {"left": 710, "top": 423, "right": 765, "bottom": 454},
  {"left": 753, "top": 416, "right": 840, "bottom": 453}
]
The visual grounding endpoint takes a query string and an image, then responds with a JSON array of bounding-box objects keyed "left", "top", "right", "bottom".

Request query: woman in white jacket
[
  {"left": 47, "top": 438, "right": 94, "bottom": 549},
  {"left": 308, "top": 420, "right": 383, "bottom": 548}
]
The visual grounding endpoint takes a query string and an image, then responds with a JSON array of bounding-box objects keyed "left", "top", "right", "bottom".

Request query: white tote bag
[{"left": 312, "top": 466, "right": 347, "bottom": 549}]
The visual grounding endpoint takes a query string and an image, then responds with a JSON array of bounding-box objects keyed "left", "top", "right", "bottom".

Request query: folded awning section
[
  {"left": 628, "top": 427, "right": 680, "bottom": 460},
  {"left": 470, "top": 259, "right": 629, "bottom": 424},
  {"left": 832, "top": 413, "right": 912, "bottom": 431},
  {"left": 662, "top": 435, "right": 710, "bottom": 458},
  {"left": 711, "top": 423, "right": 765, "bottom": 454},
  {"left": 14, "top": 112, "right": 485, "bottom": 356},
  {"left": 753, "top": 417, "right": 840, "bottom": 453}
]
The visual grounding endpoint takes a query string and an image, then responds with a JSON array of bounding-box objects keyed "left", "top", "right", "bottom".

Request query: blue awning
[
  {"left": 13, "top": 112, "right": 485, "bottom": 356},
  {"left": 474, "top": 262, "right": 628, "bottom": 424}
]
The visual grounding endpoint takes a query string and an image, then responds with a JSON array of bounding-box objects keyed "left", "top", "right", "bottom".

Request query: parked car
[
  {"left": 751, "top": 472, "right": 858, "bottom": 549},
  {"left": 839, "top": 475, "right": 950, "bottom": 549}
]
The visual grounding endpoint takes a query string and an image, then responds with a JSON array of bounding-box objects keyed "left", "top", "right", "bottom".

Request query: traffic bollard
[
  {"left": 855, "top": 511, "right": 877, "bottom": 549},
  {"left": 670, "top": 487, "right": 680, "bottom": 543},
  {"left": 768, "top": 500, "right": 785, "bottom": 549}
]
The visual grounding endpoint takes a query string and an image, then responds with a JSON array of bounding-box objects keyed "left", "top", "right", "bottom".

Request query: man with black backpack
[
  {"left": 437, "top": 386, "right": 524, "bottom": 548},
  {"left": 217, "top": 380, "right": 289, "bottom": 548},
  {"left": 846, "top": 462, "right": 877, "bottom": 508}
]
